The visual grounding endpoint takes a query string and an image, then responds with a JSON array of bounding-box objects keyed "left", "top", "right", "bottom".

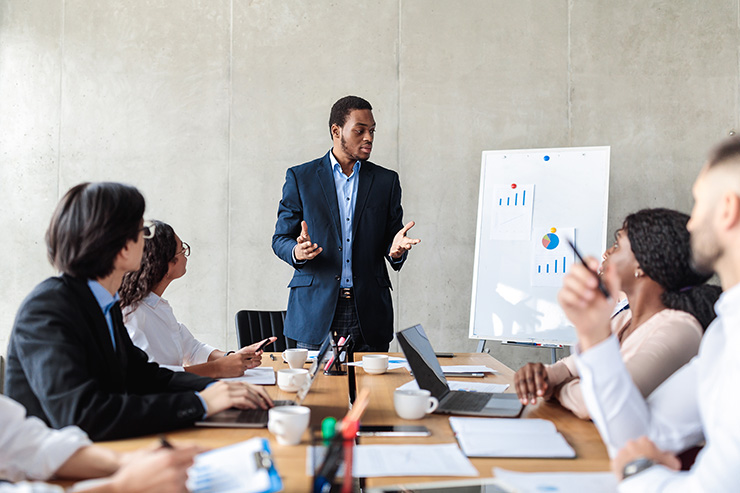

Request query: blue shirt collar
[
  {"left": 329, "top": 148, "right": 361, "bottom": 176},
  {"left": 86, "top": 279, "right": 120, "bottom": 315}
]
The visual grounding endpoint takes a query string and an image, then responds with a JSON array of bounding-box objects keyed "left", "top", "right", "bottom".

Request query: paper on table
[
  {"left": 397, "top": 379, "right": 509, "bottom": 393},
  {"left": 346, "top": 358, "right": 408, "bottom": 371},
  {"left": 441, "top": 365, "right": 497, "bottom": 374},
  {"left": 222, "top": 367, "right": 275, "bottom": 385},
  {"left": 450, "top": 418, "right": 575, "bottom": 458},
  {"left": 493, "top": 468, "right": 617, "bottom": 493},
  {"left": 307, "top": 444, "right": 478, "bottom": 478},
  {"left": 188, "top": 438, "right": 281, "bottom": 493}
]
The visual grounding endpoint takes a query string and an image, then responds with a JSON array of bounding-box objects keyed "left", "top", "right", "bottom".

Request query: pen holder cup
[
  {"left": 311, "top": 428, "right": 355, "bottom": 493},
  {"left": 324, "top": 340, "right": 348, "bottom": 376}
]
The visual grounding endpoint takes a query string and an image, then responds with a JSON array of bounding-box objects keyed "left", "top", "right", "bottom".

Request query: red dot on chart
[{"left": 511, "top": 183, "right": 517, "bottom": 189}]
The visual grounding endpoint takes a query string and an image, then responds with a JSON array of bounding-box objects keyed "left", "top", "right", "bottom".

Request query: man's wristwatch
[{"left": 622, "top": 457, "right": 655, "bottom": 479}]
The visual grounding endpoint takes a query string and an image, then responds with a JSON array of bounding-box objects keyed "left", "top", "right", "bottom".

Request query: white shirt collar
[{"left": 143, "top": 291, "right": 167, "bottom": 309}]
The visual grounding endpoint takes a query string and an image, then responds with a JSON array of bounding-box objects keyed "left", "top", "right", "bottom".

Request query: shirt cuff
[
  {"left": 195, "top": 384, "right": 217, "bottom": 420},
  {"left": 292, "top": 245, "right": 307, "bottom": 266}
]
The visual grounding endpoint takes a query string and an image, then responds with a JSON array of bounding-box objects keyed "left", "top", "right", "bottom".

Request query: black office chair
[{"left": 234, "top": 310, "right": 296, "bottom": 352}]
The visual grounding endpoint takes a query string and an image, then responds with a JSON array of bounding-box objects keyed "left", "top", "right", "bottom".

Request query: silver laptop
[
  {"left": 195, "top": 336, "right": 332, "bottom": 428},
  {"left": 397, "top": 324, "right": 523, "bottom": 418}
]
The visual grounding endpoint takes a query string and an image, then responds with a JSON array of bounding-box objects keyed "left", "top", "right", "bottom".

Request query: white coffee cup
[
  {"left": 268, "top": 405, "right": 311, "bottom": 445},
  {"left": 363, "top": 354, "right": 389, "bottom": 375},
  {"left": 277, "top": 368, "right": 309, "bottom": 392},
  {"left": 282, "top": 348, "right": 309, "bottom": 369},
  {"left": 393, "top": 389, "right": 439, "bottom": 420}
]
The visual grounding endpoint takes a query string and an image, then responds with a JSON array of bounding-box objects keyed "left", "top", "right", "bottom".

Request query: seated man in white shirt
[
  {"left": 558, "top": 136, "right": 740, "bottom": 492},
  {"left": 0, "top": 393, "right": 197, "bottom": 492}
]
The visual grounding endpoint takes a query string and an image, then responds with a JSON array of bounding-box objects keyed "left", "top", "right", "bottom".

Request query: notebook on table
[
  {"left": 196, "top": 335, "right": 332, "bottom": 428},
  {"left": 397, "top": 324, "right": 523, "bottom": 418}
]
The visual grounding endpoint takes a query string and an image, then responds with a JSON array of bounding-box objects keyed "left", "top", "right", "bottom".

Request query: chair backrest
[{"left": 234, "top": 310, "right": 295, "bottom": 352}]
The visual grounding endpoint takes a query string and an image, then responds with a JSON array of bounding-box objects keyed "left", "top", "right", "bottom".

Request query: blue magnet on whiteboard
[{"left": 544, "top": 155, "right": 550, "bottom": 162}]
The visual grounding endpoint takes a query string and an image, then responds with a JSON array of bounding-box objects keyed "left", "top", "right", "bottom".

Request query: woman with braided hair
[
  {"left": 119, "top": 220, "right": 275, "bottom": 378},
  {"left": 514, "top": 208, "right": 721, "bottom": 419}
]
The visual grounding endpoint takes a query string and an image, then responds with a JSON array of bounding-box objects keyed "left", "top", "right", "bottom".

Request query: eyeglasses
[
  {"left": 177, "top": 242, "right": 191, "bottom": 258},
  {"left": 140, "top": 220, "right": 156, "bottom": 240}
]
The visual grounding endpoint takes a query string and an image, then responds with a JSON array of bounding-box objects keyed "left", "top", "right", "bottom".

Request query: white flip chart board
[{"left": 469, "top": 146, "right": 610, "bottom": 345}]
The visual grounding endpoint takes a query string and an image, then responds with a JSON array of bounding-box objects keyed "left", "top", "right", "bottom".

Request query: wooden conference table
[{"left": 94, "top": 352, "right": 610, "bottom": 491}]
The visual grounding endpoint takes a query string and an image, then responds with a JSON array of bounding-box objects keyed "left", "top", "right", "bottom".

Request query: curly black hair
[
  {"left": 624, "top": 208, "right": 721, "bottom": 330},
  {"left": 119, "top": 220, "right": 177, "bottom": 308}
]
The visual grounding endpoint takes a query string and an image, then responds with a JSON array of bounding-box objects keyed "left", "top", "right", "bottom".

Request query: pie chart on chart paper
[{"left": 542, "top": 233, "right": 559, "bottom": 250}]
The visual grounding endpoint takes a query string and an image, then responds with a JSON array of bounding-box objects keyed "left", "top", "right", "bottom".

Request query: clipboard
[{"left": 187, "top": 437, "right": 282, "bottom": 492}]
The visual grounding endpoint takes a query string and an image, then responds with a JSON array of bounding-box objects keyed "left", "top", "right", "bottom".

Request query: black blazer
[
  {"left": 272, "top": 152, "right": 406, "bottom": 347},
  {"left": 4, "top": 275, "right": 216, "bottom": 441}
]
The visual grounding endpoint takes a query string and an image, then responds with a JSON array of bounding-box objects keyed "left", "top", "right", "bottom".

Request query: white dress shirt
[
  {"left": 0, "top": 395, "right": 91, "bottom": 484},
  {"left": 575, "top": 284, "right": 740, "bottom": 492},
  {"left": 123, "top": 292, "right": 216, "bottom": 372}
]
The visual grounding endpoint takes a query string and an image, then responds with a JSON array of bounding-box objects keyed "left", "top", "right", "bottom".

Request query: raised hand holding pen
[
  {"left": 294, "top": 220, "right": 323, "bottom": 261},
  {"left": 558, "top": 255, "right": 619, "bottom": 352}
]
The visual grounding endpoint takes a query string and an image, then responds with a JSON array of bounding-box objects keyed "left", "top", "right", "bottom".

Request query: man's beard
[
  {"left": 341, "top": 135, "right": 363, "bottom": 163},
  {"left": 690, "top": 228, "right": 720, "bottom": 276}
]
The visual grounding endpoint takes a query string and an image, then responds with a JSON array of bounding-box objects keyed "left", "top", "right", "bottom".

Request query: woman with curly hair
[
  {"left": 120, "top": 220, "right": 275, "bottom": 378},
  {"left": 514, "top": 208, "right": 721, "bottom": 419}
]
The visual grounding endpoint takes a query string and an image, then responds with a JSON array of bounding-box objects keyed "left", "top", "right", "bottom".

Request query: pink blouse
[{"left": 546, "top": 308, "right": 702, "bottom": 419}]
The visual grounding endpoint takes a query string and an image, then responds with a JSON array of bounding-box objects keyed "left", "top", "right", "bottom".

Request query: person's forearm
[
  {"left": 184, "top": 361, "right": 222, "bottom": 378},
  {"left": 207, "top": 349, "right": 226, "bottom": 361},
  {"left": 54, "top": 446, "right": 121, "bottom": 480}
]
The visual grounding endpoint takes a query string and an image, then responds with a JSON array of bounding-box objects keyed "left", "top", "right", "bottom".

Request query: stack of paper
[
  {"left": 307, "top": 443, "right": 478, "bottom": 478},
  {"left": 223, "top": 367, "right": 275, "bottom": 385},
  {"left": 449, "top": 417, "right": 575, "bottom": 458}
]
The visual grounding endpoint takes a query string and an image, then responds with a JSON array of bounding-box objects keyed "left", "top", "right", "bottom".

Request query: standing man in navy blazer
[{"left": 272, "top": 96, "right": 420, "bottom": 351}]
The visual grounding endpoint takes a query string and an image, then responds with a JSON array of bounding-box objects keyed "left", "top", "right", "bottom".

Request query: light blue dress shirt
[
  {"left": 329, "top": 150, "right": 360, "bottom": 288},
  {"left": 86, "top": 279, "right": 120, "bottom": 351}
]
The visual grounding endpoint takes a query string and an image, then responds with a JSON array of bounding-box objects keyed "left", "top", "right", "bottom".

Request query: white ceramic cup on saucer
[
  {"left": 363, "top": 354, "right": 389, "bottom": 374},
  {"left": 282, "top": 348, "right": 309, "bottom": 369},
  {"left": 277, "top": 368, "right": 309, "bottom": 392},
  {"left": 393, "top": 389, "right": 439, "bottom": 420},
  {"left": 268, "top": 405, "right": 311, "bottom": 445}
]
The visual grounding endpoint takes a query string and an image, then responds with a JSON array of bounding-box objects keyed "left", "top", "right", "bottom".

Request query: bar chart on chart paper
[
  {"left": 490, "top": 183, "right": 535, "bottom": 241},
  {"left": 531, "top": 227, "right": 575, "bottom": 287}
]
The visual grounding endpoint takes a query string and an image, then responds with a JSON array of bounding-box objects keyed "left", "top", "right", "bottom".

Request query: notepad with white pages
[{"left": 449, "top": 417, "right": 575, "bottom": 458}]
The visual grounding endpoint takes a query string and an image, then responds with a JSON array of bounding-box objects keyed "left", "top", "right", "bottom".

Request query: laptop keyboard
[
  {"left": 441, "top": 391, "right": 491, "bottom": 412},
  {"left": 235, "top": 400, "right": 295, "bottom": 424}
]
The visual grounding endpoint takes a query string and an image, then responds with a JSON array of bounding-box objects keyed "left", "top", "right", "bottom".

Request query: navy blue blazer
[
  {"left": 4, "top": 274, "right": 215, "bottom": 441},
  {"left": 272, "top": 152, "right": 406, "bottom": 347}
]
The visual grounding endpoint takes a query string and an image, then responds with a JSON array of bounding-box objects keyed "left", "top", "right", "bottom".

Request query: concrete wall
[{"left": 1, "top": 0, "right": 736, "bottom": 370}]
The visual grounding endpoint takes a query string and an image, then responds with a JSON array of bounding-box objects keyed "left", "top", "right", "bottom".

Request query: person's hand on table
[
  {"left": 216, "top": 352, "right": 257, "bottom": 377},
  {"left": 294, "top": 221, "right": 322, "bottom": 261},
  {"left": 612, "top": 436, "right": 680, "bottom": 481},
  {"left": 78, "top": 444, "right": 203, "bottom": 493},
  {"left": 201, "top": 381, "right": 274, "bottom": 417},
  {"left": 558, "top": 258, "right": 618, "bottom": 351},
  {"left": 389, "top": 221, "right": 421, "bottom": 259},
  {"left": 514, "top": 362, "right": 553, "bottom": 405}
]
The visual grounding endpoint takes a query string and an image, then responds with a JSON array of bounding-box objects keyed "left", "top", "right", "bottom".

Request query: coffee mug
[
  {"left": 277, "top": 368, "right": 309, "bottom": 392},
  {"left": 282, "top": 348, "right": 309, "bottom": 369},
  {"left": 363, "top": 354, "right": 389, "bottom": 375},
  {"left": 268, "top": 405, "right": 311, "bottom": 445},
  {"left": 393, "top": 389, "right": 439, "bottom": 420}
]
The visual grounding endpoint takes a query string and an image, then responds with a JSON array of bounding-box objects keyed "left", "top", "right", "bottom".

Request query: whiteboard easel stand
[{"left": 477, "top": 340, "right": 562, "bottom": 364}]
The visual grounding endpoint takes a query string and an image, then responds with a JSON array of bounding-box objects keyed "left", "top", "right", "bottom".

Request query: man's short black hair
[
  {"left": 46, "top": 182, "right": 146, "bottom": 280},
  {"left": 329, "top": 95, "right": 373, "bottom": 130}
]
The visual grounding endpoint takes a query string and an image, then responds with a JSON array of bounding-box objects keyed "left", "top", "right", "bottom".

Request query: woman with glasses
[{"left": 119, "top": 220, "right": 274, "bottom": 378}]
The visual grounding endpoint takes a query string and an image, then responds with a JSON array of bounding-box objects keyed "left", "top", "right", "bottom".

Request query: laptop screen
[{"left": 397, "top": 324, "right": 449, "bottom": 399}]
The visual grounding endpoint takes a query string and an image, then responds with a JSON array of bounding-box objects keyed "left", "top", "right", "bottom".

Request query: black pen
[
  {"left": 159, "top": 434, "right": 174, "bottom": 449},
  {"left": 567, "top": 239, "right": 610, "bottom": 298}
]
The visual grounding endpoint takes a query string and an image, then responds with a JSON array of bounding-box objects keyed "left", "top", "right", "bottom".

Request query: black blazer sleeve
[{"left": 5, "top": 276, "right": 216, "bottom": 441}]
